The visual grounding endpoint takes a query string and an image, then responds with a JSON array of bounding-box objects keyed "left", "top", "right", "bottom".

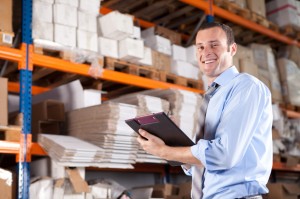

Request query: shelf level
[{"left": 180, "top": 0, "right": 300, "bottom": 47}]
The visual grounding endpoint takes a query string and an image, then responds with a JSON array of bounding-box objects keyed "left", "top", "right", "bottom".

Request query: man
[{"left": 137, "top": 22, "right": 273, "bottom": 199}]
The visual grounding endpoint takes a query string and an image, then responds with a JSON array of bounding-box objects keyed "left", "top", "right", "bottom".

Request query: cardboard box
[
  {"left": 247, "top": 0, "right": 266, "bottom": 17},
  {"left": 137, "top": 47, "right": 152, "bottom": 66},
  {"left": 141, "top": 26, "right": 181, "bottom": 45},
  {"left": 54, "top": 4, "right": 77, "bottom": 27},
  {"left": 77, "top": 29, "right": 98, "bottom": 52},
  {"left": 79, "top": 0, "right": 101, "bottom": 15},
  {"left": 83, "top": 89, "right": 101, "bottom": 107},
  {"left": 171, "top": 60, "right": 200, "bottom": 80},
  {"left": 130, "top": 26, "right": 141, "bottom": 39},
  {"left": 267, "top": 183, "right": 300, "bottom": 199},
  {"left": 32, "top": 20, "right": 53, "bottom": 41},
  {"left": 33, "top": 0, "right": 53, "bottom": 23},
  {"left": 239, "top": 59, "right": 259, "bottom": 78},
  {"left": 143, "top": 35, "right": 172, "bottom": 56},
  {"left": 152, "top": 50, "right": 171, "bottom": 72},
  {"left": 78, "top": 11, "right": 97, "bottom": 33},
  {"left": 151, "top": 184, "right": 179, "bottom": 198},
  {"left": 0, "top": 168, "right": 16, "bottom": 199},
  {"left": 0, "top": 0, "right": 13, "bottom": 32},
  {"left": 266, "top": 0, "right": 299, "bottom": 28},
  {"left": 0, "top": 78, "right": 8, "bottom": 126},
  {"left": 32, "top": 99, "right": 65, "bottom": 122},
  {"left": 98, "top": 10, "right": 134, "bottom": 40},
  {"left": 98, "top": 37, "right": 119, "bottom": 58},
  {"left": 186, "top": 45, "right": 198, "bottom": 66},
  {"left": 119, "top": 38, "right": 144, "bottom": 62},
  {"left": 55, "top": 0, "right": 78, "bottom": 7},
  {"left": 54, "top": 24, "right": 76, "bottom": 47},
  {"left": 172, "top": 45, "right": 187, "bottom": 61}
]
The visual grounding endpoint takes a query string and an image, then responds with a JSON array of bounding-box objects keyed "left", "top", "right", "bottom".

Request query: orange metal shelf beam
[
  {"left": 100, "top": 6, "right": 190, "bottom": 41},
  {"left": 8, "top": 81, "right": 50, "bottom": 95},
  {"left": 272, "top": 161, "right": 300, "bottom": 172},
  {"left": 0, "top": 141, "right": 46, "bottom": 156},
  {"left": 180, "top": 0, "right": 300, "bottom": 47},
  {"left": 32, "top": 53, "right": 203, "bottom": 94},
  {"left": 0, "top": 46, "right": 22, "bottom": 62}
]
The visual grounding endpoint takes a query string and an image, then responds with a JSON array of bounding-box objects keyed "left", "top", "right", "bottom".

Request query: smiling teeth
[{"left": 205, "top": 60, "right": 214, "bottom": 64}]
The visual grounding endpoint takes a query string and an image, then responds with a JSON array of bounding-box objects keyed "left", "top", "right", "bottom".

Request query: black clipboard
[{"left": 125, "top": 112, "right": 195, "bottom": 166}]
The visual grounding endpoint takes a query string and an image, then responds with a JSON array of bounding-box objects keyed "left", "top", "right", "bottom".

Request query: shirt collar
[{"left": 213, "top": 66, "right": 239, "bottom": 87}]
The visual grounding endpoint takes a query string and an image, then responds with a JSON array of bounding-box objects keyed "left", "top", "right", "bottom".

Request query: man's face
[{"left": 195, "top": 27, "right": 236, "bottom": 80}]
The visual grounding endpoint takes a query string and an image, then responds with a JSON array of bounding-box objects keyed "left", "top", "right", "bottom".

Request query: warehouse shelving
[{"left": 0, "top": 0, "right": 300, "bottom": 198}]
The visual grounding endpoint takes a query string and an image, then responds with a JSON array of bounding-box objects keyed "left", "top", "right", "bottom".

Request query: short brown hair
[{"left": 198, "top": 22, "right": 235, "bottom": 47}]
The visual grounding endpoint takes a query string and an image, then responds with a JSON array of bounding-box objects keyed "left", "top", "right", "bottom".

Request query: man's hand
[{"left": 137, "top": 129, "right": 167, "bottom": 158}]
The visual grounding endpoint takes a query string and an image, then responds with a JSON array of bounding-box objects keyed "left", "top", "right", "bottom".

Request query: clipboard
[{"left": 125, "top": 112, "right": 195, "bottom": 166}]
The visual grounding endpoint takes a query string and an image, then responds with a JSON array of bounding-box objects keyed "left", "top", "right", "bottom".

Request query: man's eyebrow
[{"left": 196, "top": 40, "right": 220, "bottom": 45}]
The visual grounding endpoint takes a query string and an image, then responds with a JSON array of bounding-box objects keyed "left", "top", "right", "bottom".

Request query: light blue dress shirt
[{"left": 188, "top": 66, "right": 273, "bottom": 199}]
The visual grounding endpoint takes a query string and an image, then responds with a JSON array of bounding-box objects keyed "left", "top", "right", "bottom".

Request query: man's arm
[{"left": 137, "top": 129, "right": 203, "bottom": 166}]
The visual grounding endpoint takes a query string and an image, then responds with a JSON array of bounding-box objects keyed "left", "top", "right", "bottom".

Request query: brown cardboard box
[
  {"left": 151, "top": 184, "right": 178, "bottom": 198},
  {"left": 152, "top": 50, "right": 171, "bottom": 72},
  {"left": 155, "top": 26, "right": 181, "bottom": 45},
  {"left": 0, "top": 78, "right": 8, "bottom": 126},
  {"left": 0, "top": 168, "right": 16, "bottom": 199},
  {"left": 246, "top": 0, "right": 266, "bottom": 17},
  {"left": 31, "top": 100, "right": 65, "bottom": 141},
  {"left": 0, "top": 0, "right": 13, "bottom": 32},
  {"left": 267, "top": 183, "right": 300, "bottom": 199},
  {"left": 239, "top": 59, "right": 259, "bottom": 78}
]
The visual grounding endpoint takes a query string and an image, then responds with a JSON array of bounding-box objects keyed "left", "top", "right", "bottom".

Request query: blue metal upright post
[
  {"left": 206, "top": 0, "right": 214, "bottom": 22},
  {"left": 19, "top": 0, "right": 33, "bottom": 198}
]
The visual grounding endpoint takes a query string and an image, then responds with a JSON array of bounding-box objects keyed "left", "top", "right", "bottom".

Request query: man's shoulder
[{"left": 234, "top": 73, "right": 271, "bottom": 93}]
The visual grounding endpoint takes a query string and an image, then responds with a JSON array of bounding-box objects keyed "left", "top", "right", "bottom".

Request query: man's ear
[{"left": 230, "top": 43, "right": 237, "bottom": 56}]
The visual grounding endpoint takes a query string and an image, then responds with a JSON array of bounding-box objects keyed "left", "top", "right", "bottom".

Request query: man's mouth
[{"left": 202, "top": 59, "right": 216, "bottom": 64}]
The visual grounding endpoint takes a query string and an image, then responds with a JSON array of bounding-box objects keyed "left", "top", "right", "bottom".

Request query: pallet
[
  {"left": 0, "top": 125, "right": 21, "bottom": 142},
  {"left": 159, "top": 72, "right": 203, "bottom": 90},
  {"left": 280, "top": 25, "right": 300, "bottom": 39},
  {"left": 105, "top": 57, "right": 160, "bottom": 80},
  {"left": 34, "top": 45, "right": 71, "bottom": 60},
  {"left": 215, "top": 0, "right": 251, "bottom": 20},
  {"left": 251, "top": 13, "right": 270, "bottom": 28}
]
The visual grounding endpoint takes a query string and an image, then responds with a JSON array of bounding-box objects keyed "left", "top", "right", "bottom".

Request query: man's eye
[{"left": 198, "top": 46, "right": 204, "bottom": 50}]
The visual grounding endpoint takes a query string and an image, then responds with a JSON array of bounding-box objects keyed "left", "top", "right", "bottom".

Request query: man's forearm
[{"left": 161, "top": 146, "right": 203, "bottom": 166}]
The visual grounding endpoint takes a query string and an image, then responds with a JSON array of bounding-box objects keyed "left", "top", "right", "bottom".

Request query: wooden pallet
[
  {"left": 159, "top": 72, "right": 203, "bottom": 90},
  {"left": 214, "top": 0, "right": 251, "bottom": 20},
  {"left": 280, "top": 25, "right": 300, "bottom": 39},
  {"left": 34, "top": 45, "right": 71, "bottom": 60},
  {"left": 0, "top": 125, "right": 21, "bottom": 142},
  {"left": 105, "top": 57, "right": 160, "bottom": 80}
]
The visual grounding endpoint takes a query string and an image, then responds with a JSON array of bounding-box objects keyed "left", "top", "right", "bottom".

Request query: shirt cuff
[
  {"left": 181, "top": 164, "right": 192, "bottom": 176},
  {"left": 191, "top": 139, "right": 209, "bottom": 167}
]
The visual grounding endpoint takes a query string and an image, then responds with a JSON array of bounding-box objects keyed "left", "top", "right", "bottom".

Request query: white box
[
  {"left": 55, "top": 0, "right": 78, "bottom": 7},
  {"left": 143, "top": 35, "right": 172, "bottom": 55},
  {"left": 83, "top": 89, "right": 101, "bottom": 107},
  {"left": 77, "top": 29, "right": 98, "bottom": 52},
  {"left": 138, "top": 47, "right": 152, "bottom": 66},
  {"left": 38, "top": 0, "right": 54, "bottom": 3},
  {"left": 32, "top": 20, "right": 53, "bottom": 41},
  {"left": 119, "top": 38, "right": 144, "bottom": 61},
  {"left": 33, "top": 1, "right": 53, "bottom": 23},
  {"left": 98, "top": 37, "right": 119, "bottom": 58},
  {"left": 130, "top": 26, "right": 141, "bottom": 39},
  {"left": 79, "top": 0, "right": 101, "bottom": 15},
  {"left": 54, "top": 24, "right": 76, "bottom": 47},
  {"left": 141, "top": 26, "right": 155, "bottom": 38},
  {"left": 98, "top": 11, "right": 134, "bottom": 40},
  {"left": 172, "top": 44, "right": 187, "bottom": 61},
  {"left": 171, "top": 60, "right": 200, "bottom": 80},
  {"left": 266, "top": 0, "right": 299, "bottom": 27},
  {"left": 78, "top": 11, "right": 98, "bottom": 32},
  {"left": 186, "top": 45, "right": 198, "bottom": 65},
  {"left": 53, "top": 3, "right": 77, "bottom": 27}
]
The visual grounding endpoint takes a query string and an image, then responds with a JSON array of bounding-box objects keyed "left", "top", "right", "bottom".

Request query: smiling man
[{"left": 137, "top": 22, "right": 273, "bottom": 199}]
